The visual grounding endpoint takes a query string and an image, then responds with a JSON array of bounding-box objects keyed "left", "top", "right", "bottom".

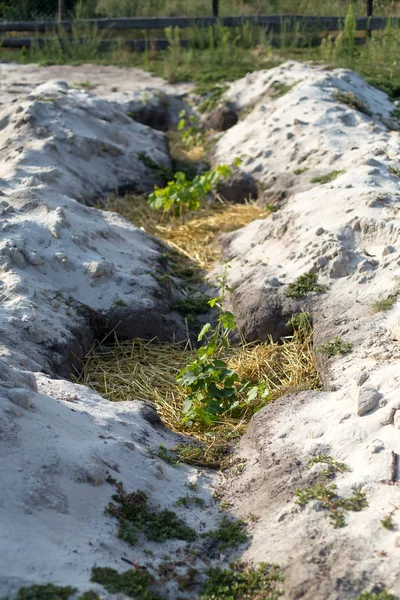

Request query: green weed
[
  {"left": 114, "top": 298, "right": 127, "bottom": 307},
  {"left": 286, "top": 272, "right": 328, "bottom": 299},
  {"left": 197, "top": 84, "right": 229, "bottom": 113},
  {"left": 356, "top": 592, "right": 398, "bottom": 600},
  {"left": 294, "top": 167, "right": 309, "bottom": 175},
  {"left": 371, "top": 295, "right": 397, "bottom": 313},
  {"left": 381, "top": 504, "right": 399, "bottom": 530},
  {"left": 186, "top": 481, "right": 199, "bottom": 491},
  {"left": 333, "top": 90, "right": 371, "bottom": 116},
  {"left": 91, "top": 567, "right": 161, "bottom": 600},
  {"left": 388, "top": 165, "right": 400, "bottom": 178},
  {"left": 11, "top": 585, "right": 77, "bottom": 600},
  {"left": 105, "top": 480, "right": 197, "bottom": 544},
  {"left": 381, "top": 515, "right": 394, "bottom": 530},
  {"left": 270, "top": 79, "right": 301, "bottom": 98},
  {"left": 295, "top": 483, "right": 367, "bottom": 528},
  {"left": 201, "top": 562, "right": 284, "bottom": 600},
  {"left": 205, "top": 517, "right": 248, "bottom": 549},
  {"left": 172, "top": 296, "right": 211, "bottom": 317},
  {"left": 137, "top": 152, "right": 172, "bottom": 183},
  {"left": 308, "top": 455, "right": 349, "bottom": 479},
  {"left": 78, "top": 593, "right": 100, "bottom": 600},
  {"left": 175, "top": 494, "right": 205, "bottom": 508},
  {"left": 152, "top": 441, "right": 231, "bottom": 470},
  {"left": 310, "top": 170, "right": 345, "bottom": 184},
  {"left": 317, "top": 337, "right": 352, "bottom": 357}
]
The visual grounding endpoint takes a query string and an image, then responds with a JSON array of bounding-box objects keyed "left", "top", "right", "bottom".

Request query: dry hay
[
  {"left": 104, "top": 194, "right": 268, "bottom": 269},
  {"left": 78, "top": 316, "right": 319, "bottom": 441}
]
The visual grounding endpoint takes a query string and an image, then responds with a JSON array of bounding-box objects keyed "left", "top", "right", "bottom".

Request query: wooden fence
[{"left": 0, "top": 12, "right": 398, "bottom": 51}]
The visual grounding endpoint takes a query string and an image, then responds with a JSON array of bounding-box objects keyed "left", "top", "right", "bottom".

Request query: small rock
[
  {"left": 357, "top": 387, "right": 382, "bottom": 416},
  {"left": 317, "top": 255, "right": 329, "bottom": 268},
  {"left": 86, "top": 261, "right": 113, "bottom": 278},
  {"left": 330, "top": 259, "right": 347, "bottom": 278},
  {"left": 265, "top": 277, "right": 282, "bottom": 287},
  {"left": 7, "top": 388, "right": 33, "bottom": 410},
  {"left": 381, "top": 406, "right": 397, "bottom": 426},
  {"left": 356, "top": 371, "right": 369, "bottom": 386},
  {"left": 358, "top": 259, "right": 378, "bottom": 273},
  {"left": 10, "top": 249, "right": 25, "bottom": 269},
  {"left": 382, "top": 245, "right": 395, "bottom": 257},
  {"left": 395, "top": 536, "right": 400, "bottom": 548},
  {"left": 315, "top": 227, "right": 325, "bottom": 236},
  {"left": 0, "top": 256, "right": 11, "bottom": 272},
  {"left": 294, "top": 118, "right": 309, "bottom": 126},
  {"left": 394, "top": 411, "right": 400, "bottom": 430},
  {"left": 25, "top": 250, "right": 44, "bottom": 266}
]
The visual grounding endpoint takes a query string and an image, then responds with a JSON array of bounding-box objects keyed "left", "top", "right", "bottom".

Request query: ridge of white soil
[{"left": 215, "top": 61, "right": 400, "bottom": 598}]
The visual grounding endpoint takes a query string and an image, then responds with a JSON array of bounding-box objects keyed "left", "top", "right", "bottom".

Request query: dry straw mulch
[{"left": 79, "top": 317, "right": 319, "bottom": 441}]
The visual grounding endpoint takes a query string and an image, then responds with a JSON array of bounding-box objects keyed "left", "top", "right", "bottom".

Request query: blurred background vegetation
[{"left": 1, "top": 0, "right": 399, "bottom": 20}]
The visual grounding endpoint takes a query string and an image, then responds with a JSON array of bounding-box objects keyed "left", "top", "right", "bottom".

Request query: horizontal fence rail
[{"left": 0, "top": 15, "right": 399, "bottom": 34}]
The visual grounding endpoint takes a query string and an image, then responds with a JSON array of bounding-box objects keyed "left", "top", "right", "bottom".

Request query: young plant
[
  {"left": 177, "top": 109, "right": 203, "bottom": 147},
  {"left": 177, "top": 266, "right": 244, "bottom": 426},
  {"left": 148, "top": 163, "right": 235, "bottom": 219}
]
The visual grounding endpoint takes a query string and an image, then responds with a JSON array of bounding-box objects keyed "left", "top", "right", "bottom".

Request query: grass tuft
[
  {"left": 310, "top": 170, "right": 345, "bottom": 185},
  {"left": 197, "top": 84, "right": 229, "bottom": 113},
  {"left": 286, "top": 272, "right": 328, "bottom": 299},
  {"left": 333, "top": 90, "right": 372, "bottom": 116},
  {"left": 371, "top": 295, "right": 397, "bottom": 313},
  {"left": 152, "top": 441, "right": 232, "bottom": 470}
]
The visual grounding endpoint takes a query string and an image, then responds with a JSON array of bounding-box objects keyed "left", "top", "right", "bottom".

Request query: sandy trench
[{"left": 0, "top": 60, "right": 399, "bottom": 599}]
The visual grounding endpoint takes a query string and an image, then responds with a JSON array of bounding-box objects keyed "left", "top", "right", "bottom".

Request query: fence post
[
  {"left": 58, "top": 0, "right": 64, "bottom": 22},
  {"left": 366, "top": 0, "right": 373, "bottom": 37},
  {"left": 212, "top": 0, "right": 219, "bottom": 18}
]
